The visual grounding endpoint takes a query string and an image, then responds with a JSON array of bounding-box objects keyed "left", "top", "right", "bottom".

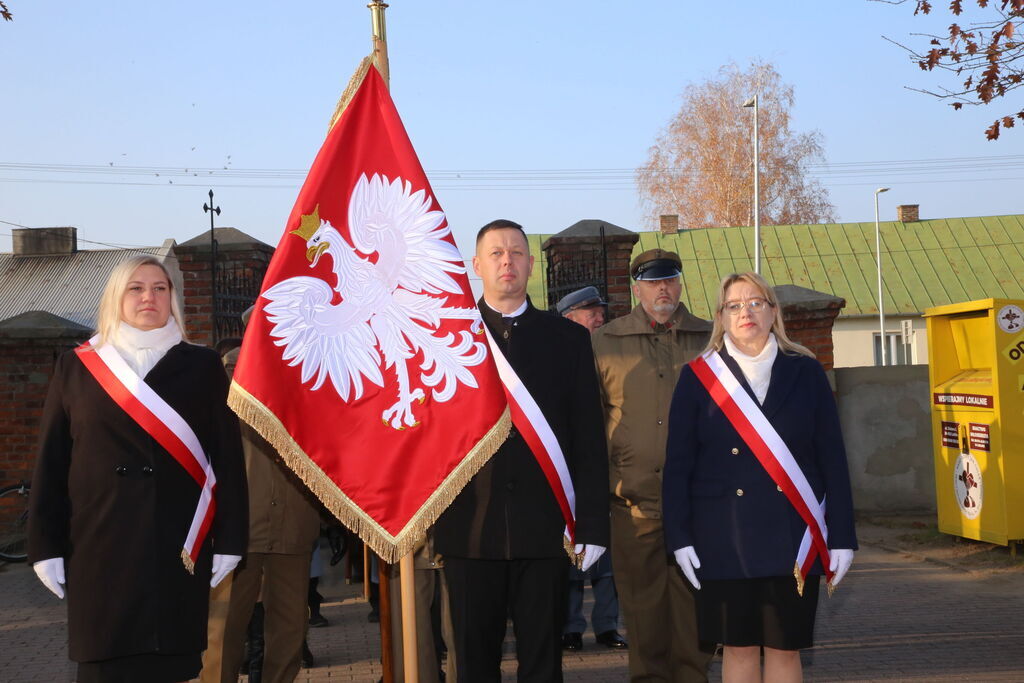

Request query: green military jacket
[{"left": 591, "top": 303, "right": 711, "bottom": 519}]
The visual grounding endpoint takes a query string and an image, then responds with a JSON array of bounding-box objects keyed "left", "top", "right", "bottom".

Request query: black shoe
[
  {"left": 308, "top": 613, "right": 328, "bottom": 627},
  {"left": 367, "top": 608, "right": 380, "bottom": 623},
  {"left": 301, "top": 639, "right": 315, "bottom": 668},
  {"left": 561, "top": 632, "right": 583, "bottom": 651},
  {"left": 245, "top": 603, "right": 266, "bottom": 681},
  {"left": 595, "top": 630, "right": 628, "bottom": 649}
]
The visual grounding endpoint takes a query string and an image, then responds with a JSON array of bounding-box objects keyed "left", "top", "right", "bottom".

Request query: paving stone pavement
[{"left": 1, "top": 540, "right": 1022, "bottom": 682}]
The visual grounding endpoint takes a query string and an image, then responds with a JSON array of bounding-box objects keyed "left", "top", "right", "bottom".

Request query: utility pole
[{"left": 742, "top": 95, "right": 760, "bottom": 274}]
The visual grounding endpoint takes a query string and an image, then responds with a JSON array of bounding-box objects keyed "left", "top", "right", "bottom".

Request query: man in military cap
[
  {"left": 591, "top": 249, "right": 714, "bottom": 682},
  {"left": 556, "top": 285, "right": 607, "bottom": 333}
]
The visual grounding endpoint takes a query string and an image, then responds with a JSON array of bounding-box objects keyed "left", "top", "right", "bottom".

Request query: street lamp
[
  {"left": 743, "top": 95, "right": 760, "bottom": 274},
  {"left": 874, "top": 187, "right": 890, "bottom": 365}
]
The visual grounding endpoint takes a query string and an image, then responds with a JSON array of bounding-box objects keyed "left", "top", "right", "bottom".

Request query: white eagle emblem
[{"left": 262, "top": 173, "right": 486, "bottom": 430}]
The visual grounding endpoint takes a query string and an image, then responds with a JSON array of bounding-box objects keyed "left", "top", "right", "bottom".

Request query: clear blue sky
[{"left": 2, "top": 1, "right": 1021, "bottom": 261}]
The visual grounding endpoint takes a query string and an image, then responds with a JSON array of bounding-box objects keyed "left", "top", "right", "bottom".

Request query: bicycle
[{"left": 0, "top": 480, "right": 30, "bottom": 563}]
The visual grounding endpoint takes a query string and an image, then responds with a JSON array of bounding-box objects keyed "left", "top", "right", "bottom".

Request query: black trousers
[{"left": 443, "top": 557, "right": 568, "bottom": 683}]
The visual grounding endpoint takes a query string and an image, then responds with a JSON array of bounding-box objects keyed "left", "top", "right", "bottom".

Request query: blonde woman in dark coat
[
  {"left": 663, "top": 272, "right": 857, "bottom": 683},
  {"left": 28, "top": 255, "right": 248, "bottom": 683}
]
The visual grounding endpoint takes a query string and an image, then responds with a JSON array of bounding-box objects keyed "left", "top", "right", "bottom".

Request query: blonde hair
[
  {"left": 704, "top": 272, "right": 814, "bottom": 358},
  {"left": 95, "top": 255, "right": 186, "bottom": 345}
]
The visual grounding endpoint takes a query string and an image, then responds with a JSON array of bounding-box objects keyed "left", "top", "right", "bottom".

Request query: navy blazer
[{"left": 662, "top": 347, "right": 857, "bottom": 580}]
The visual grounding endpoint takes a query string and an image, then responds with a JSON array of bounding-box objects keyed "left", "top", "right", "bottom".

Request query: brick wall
[
  {"left": 776, "top": 286, "right": 845, "bottom": 371},
  {"left": 175, "top": 238, "right": 274, "bottom": 347},
  {"left": 0, "top": 325, "right": 88, "bottom": 487}
]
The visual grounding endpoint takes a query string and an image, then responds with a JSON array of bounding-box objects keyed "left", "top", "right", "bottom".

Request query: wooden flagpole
[
  {"left": 367, "top": 2, "right": 417, "bottom": 681},
  {"left": 399, "top": 552, "right": 418, "bottom": 682}
]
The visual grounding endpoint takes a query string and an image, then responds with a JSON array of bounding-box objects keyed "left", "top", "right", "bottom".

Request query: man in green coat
[{"left": 590, "top": 249, "right": 714, "bottom": 682}]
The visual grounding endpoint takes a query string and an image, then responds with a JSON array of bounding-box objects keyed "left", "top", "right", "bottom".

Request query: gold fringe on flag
[
  {"left": 181, "top": 549, "right": 195, "bottom": 575},
  {"left": 228, "top": 381, "right": 511, "bottom": 564},
  {"left": 327, "top": 55, "right": 373, "bottom": 133}
]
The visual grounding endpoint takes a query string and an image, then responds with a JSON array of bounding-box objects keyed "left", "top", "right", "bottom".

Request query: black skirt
[
  {"left": 696, "top": 575, "right": 820, "bottom": 651},
  {"left": 75, "top": 652, "right": 202, "bottom": 683}
]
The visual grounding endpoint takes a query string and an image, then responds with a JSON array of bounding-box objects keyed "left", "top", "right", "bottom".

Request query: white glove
[
  {"left": 33, "top": 557, "right": 66, "bottom": 599},
  {"left": 828, "top": 548, "right": 854, "bottom": 587},
  {"left": 673, "top": 546, "right": 701, "bottom": 590},
  {"left": 573, "top": 543, "right": 606, "bottom": 573},
  {"left": 210, "top": 553, "right": 242, "bottom": 587}
]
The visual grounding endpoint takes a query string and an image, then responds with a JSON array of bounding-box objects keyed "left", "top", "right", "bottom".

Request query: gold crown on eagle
[{"left": 290, "top": 204, "right": 323, "bottom": 241}]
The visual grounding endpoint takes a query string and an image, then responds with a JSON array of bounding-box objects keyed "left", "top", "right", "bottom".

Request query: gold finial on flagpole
[{"left": 368, "top": 0, "right": 390, "bottom": 89}]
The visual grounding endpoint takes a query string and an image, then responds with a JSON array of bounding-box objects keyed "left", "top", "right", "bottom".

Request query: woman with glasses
[{"left": 662, "top": 272, "right": 857, "bottom": 683}]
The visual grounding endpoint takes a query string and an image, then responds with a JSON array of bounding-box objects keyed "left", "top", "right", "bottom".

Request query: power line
[{"left": 0, "top": 153, "right": 1021, "bottom": 190}]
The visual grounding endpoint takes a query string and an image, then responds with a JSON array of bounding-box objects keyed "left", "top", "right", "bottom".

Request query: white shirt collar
[{"left": 483, "top": 298, "right": 528, "bottom": 318}]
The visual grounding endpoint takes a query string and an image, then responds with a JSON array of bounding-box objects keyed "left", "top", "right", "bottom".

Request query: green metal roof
[
  {"left": 526, "top": 215, "right": 1024, "bottom": 319},
  {"left": 525, "top": 233, "right": 550, "bottom": 307}
]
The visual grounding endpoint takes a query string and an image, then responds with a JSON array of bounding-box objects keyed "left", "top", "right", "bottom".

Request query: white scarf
[
  {"left": 111, "top": 318, "right": 182, "bottom": 378},
  {"left": 723, "top": 332, "right": 778, "bottom": 404}
]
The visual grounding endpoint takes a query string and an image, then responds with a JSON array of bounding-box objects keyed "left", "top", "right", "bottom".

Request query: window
[{"left": 873, "top": 332, "right": 909, "bottom": 366}]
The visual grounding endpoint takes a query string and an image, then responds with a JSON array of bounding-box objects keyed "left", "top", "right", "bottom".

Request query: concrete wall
[
  {"left": 834, "top": 364, "right": 936, "bottom": 512},
  {"left": 833, "top": 315, "right": 928, "bottom": 368}
]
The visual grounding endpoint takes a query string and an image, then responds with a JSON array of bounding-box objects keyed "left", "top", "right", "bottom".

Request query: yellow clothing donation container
[{"left": 924, "top": 298, "right": 1024, "bottom": 546}]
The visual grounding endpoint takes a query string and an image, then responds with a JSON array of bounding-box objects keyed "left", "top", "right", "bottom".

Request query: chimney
[
  {"left": 12, "top": 227, "right": 78, "bottom": 257},
  {"left": 659, "top": 214, "right": 680, "bottom": 235},
  {"left": 897, "top": 204, "right": 920, "bottom": 223}
]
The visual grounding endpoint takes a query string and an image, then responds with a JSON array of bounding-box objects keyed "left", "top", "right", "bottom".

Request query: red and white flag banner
[
  {"left": 228, "top": 59, "right": 511, "bottom": 562},
  {"left": 689, "top": 350, "right": 832, "bottom": 594},
  {"left": 76, "top": 338, "right": 216, "bottom": 573}
]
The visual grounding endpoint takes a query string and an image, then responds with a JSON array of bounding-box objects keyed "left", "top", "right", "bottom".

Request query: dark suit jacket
[
  {"left": 662, "top": 347, "right": 857, "bottom": 580},
  {"left": 434, "top": 299, "right": 610, "bottom": 559},
  {"left": 28, "top": 342, "right": 248, "bottom": 661}
]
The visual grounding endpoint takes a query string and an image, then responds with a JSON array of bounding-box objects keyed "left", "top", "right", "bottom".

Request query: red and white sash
[
  {"left": 75, "top": 337, "right": 216, "bottom": 574},
  {"left": 482, "top": 325, "right": 576, "bottom": 548},
  {"left": 689, "top": 350, "right": 832, "bottom": 594}
]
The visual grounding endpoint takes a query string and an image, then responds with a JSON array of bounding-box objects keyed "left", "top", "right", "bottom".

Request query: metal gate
[
  {"left": 212, "top": 260, "right": 263, "bottom": 345},
  {"left": 545, "top": 225, "right": 609, "bottom": 311}
]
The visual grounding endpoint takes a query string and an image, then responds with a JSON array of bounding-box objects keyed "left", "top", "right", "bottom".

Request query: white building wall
[{"left": 832, "top": 316, "right": 929, "bottom": 368}]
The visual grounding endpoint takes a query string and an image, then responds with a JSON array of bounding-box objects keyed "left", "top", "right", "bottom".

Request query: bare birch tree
[{"left": 636, "top": 61, "right": 836, "bottom": 231}]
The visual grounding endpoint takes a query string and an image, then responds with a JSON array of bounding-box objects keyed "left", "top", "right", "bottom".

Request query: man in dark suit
[{"left": 434, "top": 219, "right": 610, "bottom": 682}]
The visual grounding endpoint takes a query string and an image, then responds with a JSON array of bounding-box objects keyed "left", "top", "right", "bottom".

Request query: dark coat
[
  {"left": 662, "top": 348, "right": 857, "bottom": 580},
  {"left": 434, "top": 300, "right": 610, "bottom": 559},
  {"left": 28, "top": 342, "right": 248, "bottom": 662}
]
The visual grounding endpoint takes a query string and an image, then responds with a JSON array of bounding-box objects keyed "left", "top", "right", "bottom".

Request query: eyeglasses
[{"left": 722, "top": 297, "right": 773, "bottom": 315}]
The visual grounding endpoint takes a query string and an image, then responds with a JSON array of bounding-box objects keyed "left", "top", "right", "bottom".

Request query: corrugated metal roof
[
  {"left": 525, "top": 215, "right": 1024, "bottom": 318},
  {"left": 0, "top": 245, "right": 177, "bottom": 328}
]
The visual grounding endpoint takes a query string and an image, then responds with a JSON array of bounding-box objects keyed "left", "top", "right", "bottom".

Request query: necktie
[{"left": 502, "top": 316, "right": 515, "bottom": 339}]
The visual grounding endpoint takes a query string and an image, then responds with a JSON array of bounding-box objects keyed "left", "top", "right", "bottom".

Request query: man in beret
[
  {"left": 590, "top": 249, "right": 714, "bottom": 682},
  {"left": 556, "top": 286, "right": 607, "bottom": 333},
  {"left": 556, "top": 286, "right": 626, "bottom": 652}
]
